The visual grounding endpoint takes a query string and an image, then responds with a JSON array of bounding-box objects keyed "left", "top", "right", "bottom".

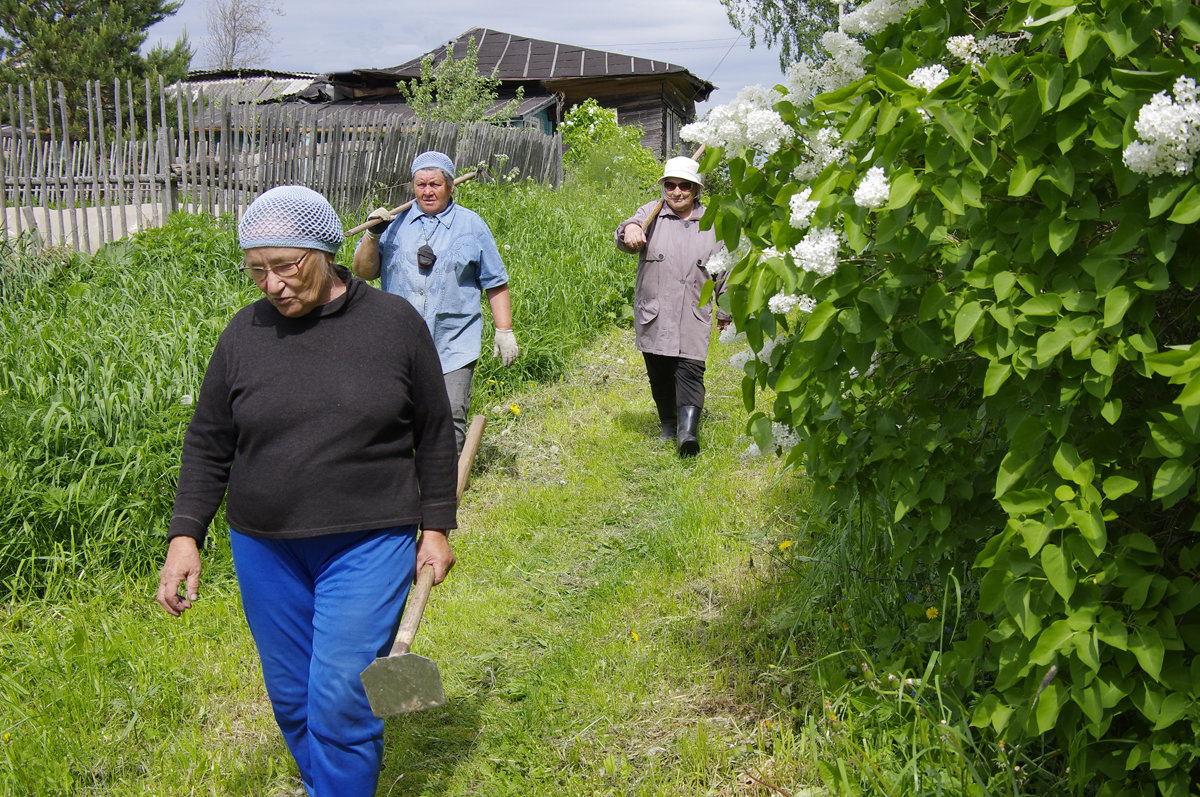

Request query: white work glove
[
  {"left": 364, "top": 206, "right": 394, "bottom": 239},
  {"left": 493, "top": 328, "right": 519, "bottom": 367}
]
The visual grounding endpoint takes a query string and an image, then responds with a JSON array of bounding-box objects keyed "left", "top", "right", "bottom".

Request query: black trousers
[{"left": 643, "top": 352, "right": 706, "bottom": 419}]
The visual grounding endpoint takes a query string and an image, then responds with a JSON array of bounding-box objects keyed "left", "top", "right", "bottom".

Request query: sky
[{"left": 143, "top": 0, "right": 789, "bottom": 111}]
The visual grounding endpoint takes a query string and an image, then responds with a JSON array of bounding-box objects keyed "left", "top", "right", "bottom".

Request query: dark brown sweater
[{"left": 167, "top": 276, "right": 458, "bottom": 545}]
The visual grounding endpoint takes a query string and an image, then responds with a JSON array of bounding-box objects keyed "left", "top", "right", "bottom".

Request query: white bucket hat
[{"left": 661, "top": 156, "right": 703, "bottom": 187}]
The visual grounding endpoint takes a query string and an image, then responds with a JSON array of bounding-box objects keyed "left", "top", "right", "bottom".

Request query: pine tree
[{"left": 0, "top": 0, "right": 192, "bottom": 131}]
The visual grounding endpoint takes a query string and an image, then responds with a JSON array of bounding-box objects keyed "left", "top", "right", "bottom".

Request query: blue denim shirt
[{"left": 362, "top": 200, "right": 509, "bottom": 374}]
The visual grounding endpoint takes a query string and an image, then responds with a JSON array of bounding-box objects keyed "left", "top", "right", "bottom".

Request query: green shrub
[
  {"left": 697, "top": 0, "right": 1200, "bottom": 793},
  {"left": 560, "top": 99, "right": 661, "bottom": 192}
]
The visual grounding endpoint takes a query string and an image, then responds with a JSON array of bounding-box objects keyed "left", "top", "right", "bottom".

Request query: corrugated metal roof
[
  {"left": 180, "top": 70, "right": 321, "bottom": 104},
  {"left": 356, "top": 27, "right": 711, "bottom": 91}
]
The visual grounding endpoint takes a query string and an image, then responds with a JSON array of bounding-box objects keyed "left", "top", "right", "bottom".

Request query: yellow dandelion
[
  {"left": 778, "top": 539, "right": 793, "bottom": 551},
  {"left": 842, "top": 622, "right": 850, "bottom": 631},
  {"left": 510, "top": 403, "right": 521, "bottom": 415},
  {"left": 488, "top": 378, "right": 496, "bottom": 384},
  {"left": 2, "top": 733, "right": 9, "bottom": 742},
  {"left": 630, "top": 630, "right": 639, "bottom": 642},
  {"left": 926, "top": 606, "right": 939, "bottom": 619}
]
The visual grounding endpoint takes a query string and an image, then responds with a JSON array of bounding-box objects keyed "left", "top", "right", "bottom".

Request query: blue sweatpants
[{"left": 230, "top": 527, "right": 418, "bottom": 797}]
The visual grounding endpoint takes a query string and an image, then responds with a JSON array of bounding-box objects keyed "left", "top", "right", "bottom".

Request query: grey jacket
[{"left": 615, "top": 200, "right": 727, "bottom": 361}]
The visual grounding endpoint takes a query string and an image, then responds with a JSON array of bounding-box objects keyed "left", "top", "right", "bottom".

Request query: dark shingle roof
[{"left": 343, "top": 27, "right": 713, "bottom": 95}]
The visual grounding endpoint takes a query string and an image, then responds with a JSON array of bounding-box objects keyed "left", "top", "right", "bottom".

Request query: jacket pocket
[{"left": 636, "top": 297, "right": 659, "bottom": 325}]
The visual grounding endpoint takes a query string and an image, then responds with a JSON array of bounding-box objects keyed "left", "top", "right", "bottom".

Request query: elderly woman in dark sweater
[{"left": 156, "top": 185, "right": 457, "bottom": 797}]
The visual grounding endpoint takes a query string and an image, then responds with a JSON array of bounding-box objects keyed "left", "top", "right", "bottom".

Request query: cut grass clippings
[{"left": 1, "top": 325, "right": 824, "bottom": 796}]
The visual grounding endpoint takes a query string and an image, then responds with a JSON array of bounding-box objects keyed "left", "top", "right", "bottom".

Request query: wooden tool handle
[
  {"left": 457, "top": 414, "right": 487, "bottom": 501},
  {"left": 347, "top": 170, "right": 479, "bottom": 236},
  {"left": 385, "top": 415, "right": 486, "bottom": 657},
  {"left": 390, "top": 565, "right": 435, "bottom": 656}
]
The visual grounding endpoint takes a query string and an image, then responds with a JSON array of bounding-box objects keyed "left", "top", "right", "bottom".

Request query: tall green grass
[
  {"left": 0, "top": 173, "right": 646, "bottom": 597},
  {"left": 0, "top": 220, "right": 248, "bottom": 598}
]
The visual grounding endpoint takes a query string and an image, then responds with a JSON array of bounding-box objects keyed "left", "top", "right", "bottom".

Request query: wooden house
[{"left": 299, "top": 28, "right": 715, "bottom": 158}]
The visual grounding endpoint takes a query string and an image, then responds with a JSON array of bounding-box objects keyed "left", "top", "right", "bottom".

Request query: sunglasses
[
  {"left": 663, "top": 180, "right": 695, "bottom": 192},
  {"left": 239, "top": 252, "right": 308, "bottom": 282}
]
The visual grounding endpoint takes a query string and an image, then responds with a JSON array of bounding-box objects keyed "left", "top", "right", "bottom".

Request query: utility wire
[{"left": 704, "top": 33, "right": 744, "bottom": 83}]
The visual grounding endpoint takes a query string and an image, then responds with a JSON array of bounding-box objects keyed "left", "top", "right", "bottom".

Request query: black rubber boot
[
  {"left": 659, "top": 418, "right": 677, "bottom": 440},
  {"left": 677, "top": 405, "right": 701, "bottom": 457}
]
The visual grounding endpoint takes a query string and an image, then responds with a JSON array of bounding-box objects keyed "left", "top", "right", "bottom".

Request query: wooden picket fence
[{"left": 1, "top": 78, "right": 563, "bottom": 253}]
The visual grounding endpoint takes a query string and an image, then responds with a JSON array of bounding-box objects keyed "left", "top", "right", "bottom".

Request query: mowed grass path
[
  {"left": 2, "top": 327, "right": 819, "bottom": 796},
  {"left": 381, "top": 328, "right": 815, "bottom": 796}
]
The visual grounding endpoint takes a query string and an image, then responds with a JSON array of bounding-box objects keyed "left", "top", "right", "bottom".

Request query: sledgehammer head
[{"left": 360, "top": 652, "right": 446, "bottom": 716}]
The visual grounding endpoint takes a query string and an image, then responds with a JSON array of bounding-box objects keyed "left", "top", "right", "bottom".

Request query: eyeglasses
[
  {"left": 239, "top": 252, "right": 308, "bottom": 282},
  {"left": 663, "top": 180, "right": 695, "bottom": 192}
]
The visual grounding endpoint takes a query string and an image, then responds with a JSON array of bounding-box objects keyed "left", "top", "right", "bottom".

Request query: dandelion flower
[
  {"left": 630, "top": 630, "right": 639, "bottom": 642},
  {"left": 778, "top": 539, "right": 794, "bottom": 551},
  {"left": 510, "top": 403, "right": 521, "bottom": 415},
  {"left": 926, "top": 606, "right": 939, "bottom": 619}
]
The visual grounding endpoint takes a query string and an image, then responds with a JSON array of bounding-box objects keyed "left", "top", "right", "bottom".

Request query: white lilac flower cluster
[
  {"left": 842, "top": 0, "right": 926, "bottom": 36},
  {"left": 704, "top": 249, "right": 735, "bottom": 278},
  {"left": 729, "top": 335, "right": 781, "bottom": 371},
  {"left": 706, "top": 239, "right": 754, "bottom": 278},
  {"left": 718, "top": 325, "right": 745, "bottom": 345},
  {"left": 783, "top": 31, "right": 870, "bottom": 106},
  {"left": 768, "top": 291, "right": 817, "bottom": 315},
  {"left": 790, "top": 188, "right": 819, "bottom": 229},
  {"left": 681, "top": 84, "right": 789, "bottom": 155},
  {"left": 908, "top": 64, "right": 950, "bottom": 92},
  {"left": 768, "top": 292, "right": 798, "bottom": 314},
  {"left": 848, "top": 352, "right": 882, "bottom": 380},
  {"left": 945, "top": 32, "right": 1030, "bottom": 68},
  {"left": 793, "top": 127, "right": 847, "bottom": 182},
  {"left": 853, "top": 166, "right": 890, "bottom": 208},
  {"left": 791, "top": 227, "right": 842, "bottom": 278},
  {"left": 1123, "top": 77, "right": 1200, "bottom": 177},
  {"left": 772, "top": 422, "right": 802, "bottom": 450}
]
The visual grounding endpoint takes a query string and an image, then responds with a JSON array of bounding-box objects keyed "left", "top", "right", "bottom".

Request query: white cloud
[{"left": 148, "top": 0, "right": 785, "bottom": 106}]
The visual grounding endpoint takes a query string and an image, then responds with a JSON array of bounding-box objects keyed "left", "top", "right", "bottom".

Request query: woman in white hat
[{"left": 615, "top": 157, "right": 729, "bottom": 457}]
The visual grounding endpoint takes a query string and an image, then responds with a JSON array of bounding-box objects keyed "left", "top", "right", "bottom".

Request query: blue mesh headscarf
[
  {"left": 411, "top": 151, "right": 455, "bottom": 177},
  {"left": 238, "top": 185, "right": 344, "bottom": 253}
]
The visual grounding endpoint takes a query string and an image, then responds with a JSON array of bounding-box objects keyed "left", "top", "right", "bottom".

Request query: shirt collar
[{"left": 406, "top": 199, "right": 458, "bottom": 230}]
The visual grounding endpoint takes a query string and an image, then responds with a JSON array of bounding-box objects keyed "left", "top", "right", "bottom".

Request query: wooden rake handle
[
  {"left": 387, "top": 413, "right": 488, "bottom": 656},
  {"left": 347, "top": 170, "right": 479, "bottom": 236}
]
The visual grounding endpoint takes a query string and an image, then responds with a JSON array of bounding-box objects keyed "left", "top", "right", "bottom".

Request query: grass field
[{"left": 1, "top": 323, "right": 823, "bottom": 796}]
